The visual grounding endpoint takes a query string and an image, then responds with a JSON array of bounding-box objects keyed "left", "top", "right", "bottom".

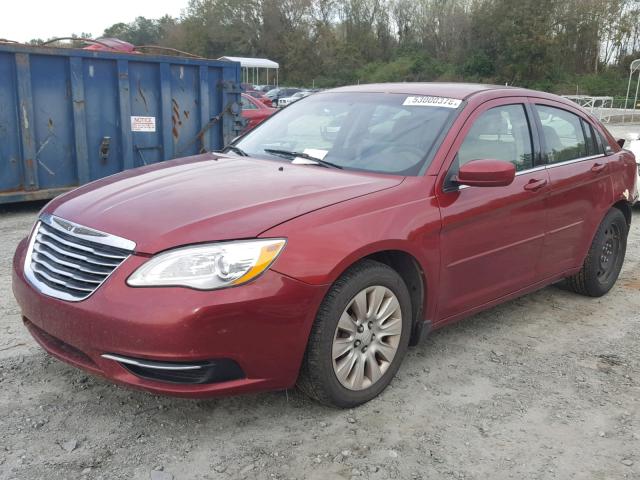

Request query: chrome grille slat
[
  {"left": 24, "top": 215, "right": 135, "bottom": 302},
  {"left": 39, "top": 224, "right": 129, "bottom": 259},
  {"left": 32, "top": 245, "right": 111, "bottom": 275},
  {"left": 32, "top": 253, "right": 104, "bottom": 284},
  {"left": 32, "top": 272, "right": 94, "bottom": 297},
  {"left": 35, "top": 234, "right": 122, "bottom": 267},
  {"left": 31, "top": 264, "right": 96, "bottom": 292}
]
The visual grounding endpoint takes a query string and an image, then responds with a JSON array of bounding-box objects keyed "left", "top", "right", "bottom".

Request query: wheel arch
[
  {"left": 612, "top": 199, "right": 632, "bottom": 227},
  {"left": 334, "top": 249, "right": 429, "bottom": 347}
]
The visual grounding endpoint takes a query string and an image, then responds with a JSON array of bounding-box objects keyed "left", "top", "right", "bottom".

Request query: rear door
[
  {"left": 435, "top": 98, "right": 549, "bottom": 321},
  {"left": 530, "top": 101, "right": 614, "bottom": 277}
]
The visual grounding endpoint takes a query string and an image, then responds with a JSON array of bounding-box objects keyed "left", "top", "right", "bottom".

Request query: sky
[{"left": 0, "top": 0, "right": 186, "bottom": 43}]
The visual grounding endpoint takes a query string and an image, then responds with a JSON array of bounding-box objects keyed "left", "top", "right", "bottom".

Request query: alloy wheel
[{"left": 331, "top": 286, "right": 403, "bottom": 391}]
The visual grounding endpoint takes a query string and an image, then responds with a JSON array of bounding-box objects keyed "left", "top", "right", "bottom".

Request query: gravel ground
[{"left": 1, "top": 131, "right": 639, "bottom": 479}]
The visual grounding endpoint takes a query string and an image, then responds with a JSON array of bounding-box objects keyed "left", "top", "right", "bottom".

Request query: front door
[{"left": 435, "top": 99, "right": 549, "bottom": 321}]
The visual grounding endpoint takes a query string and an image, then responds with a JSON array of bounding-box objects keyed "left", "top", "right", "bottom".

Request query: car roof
[{"left": 327, "top": 82, "right": 559, "bottom": 101}]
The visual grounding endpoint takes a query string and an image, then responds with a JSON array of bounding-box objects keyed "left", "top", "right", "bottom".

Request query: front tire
[
  {"left": 565, "top": 208, "right": 628, "bottom": 297},
  {"left": 297, "top": 260, "right": 412, "bottom": 408}
]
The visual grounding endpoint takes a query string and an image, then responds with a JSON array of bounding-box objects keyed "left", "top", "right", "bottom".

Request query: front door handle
[
  {"left": 591, "top": 162, "right": 606, "bottom": 173},
  {"left": 524, "top": 178, "right": 547, "bottom": 191}
]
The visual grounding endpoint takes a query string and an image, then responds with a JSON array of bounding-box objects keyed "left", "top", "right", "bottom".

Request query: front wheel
[
  {"left": 297, "top": 260, "right": 412, "bottom": 408},
  {"left": 565, "top": 208, "right": 628, "bottom": 297}
]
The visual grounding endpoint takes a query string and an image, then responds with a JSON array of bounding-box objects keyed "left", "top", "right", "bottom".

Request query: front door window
[{"left": 457, "top": 104, "right": 534, "bottom": 171}]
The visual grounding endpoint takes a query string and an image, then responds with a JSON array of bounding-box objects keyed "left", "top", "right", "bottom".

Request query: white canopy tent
[{"left": 218, "top": 56, "right": 279, "bottom": 87}]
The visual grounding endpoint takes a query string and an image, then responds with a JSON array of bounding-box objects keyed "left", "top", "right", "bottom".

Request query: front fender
[{"left": 261, "top": 177, "right": 442, "bottom": 321}]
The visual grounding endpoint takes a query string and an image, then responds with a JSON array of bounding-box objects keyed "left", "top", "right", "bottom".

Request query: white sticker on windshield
[
  {"left": 403, "top": 96, "right": 462, "bottom": 108},
  {"left": 303, "top": 148, "right": 328, "bottom": 160}
]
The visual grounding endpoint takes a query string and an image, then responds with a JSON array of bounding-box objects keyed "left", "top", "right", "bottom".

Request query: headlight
[{"left": 127, "top": 239, "right": 286, "bottom": 290}]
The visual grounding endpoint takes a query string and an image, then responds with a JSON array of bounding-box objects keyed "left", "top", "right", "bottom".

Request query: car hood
[{"left": 45, "top": 154, "right": 404, "bottom": 254}]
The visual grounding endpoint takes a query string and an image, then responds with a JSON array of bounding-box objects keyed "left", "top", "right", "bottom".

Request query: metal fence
[{"left": 562, "top": 95, "right": 640, "bottom": 124}]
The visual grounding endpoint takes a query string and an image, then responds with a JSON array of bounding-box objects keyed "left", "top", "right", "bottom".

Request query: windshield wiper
[
  {"left": 264, "top": 148, "right": 343, "bottom": 169},
  {"left": 223, "top": 145, "right": 248, "bottom": 157}
]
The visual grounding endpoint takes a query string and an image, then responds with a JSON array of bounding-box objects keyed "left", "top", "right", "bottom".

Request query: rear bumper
[{"left": 12, "top": 238, "right": 327, "bottom": 398}]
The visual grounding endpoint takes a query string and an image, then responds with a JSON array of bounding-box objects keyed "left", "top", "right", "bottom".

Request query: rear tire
[
  {"left": 297, "top": 260, "right": 412, "bottom": 408},
  {"left": 565, "top": 208, "right": 628, "bottom": 297}
]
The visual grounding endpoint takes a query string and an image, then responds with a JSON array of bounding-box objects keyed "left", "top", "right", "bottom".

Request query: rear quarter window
[{"left": 581, "top": 119, "right": 603, "bottom": 156}]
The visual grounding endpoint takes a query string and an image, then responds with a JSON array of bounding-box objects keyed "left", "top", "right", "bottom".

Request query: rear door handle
[
  {"left": 591, "top": 162, "right": 606, "bottom": 173},
  {"left": 524, "top": 178, "right": 547, "bottom": 191}
]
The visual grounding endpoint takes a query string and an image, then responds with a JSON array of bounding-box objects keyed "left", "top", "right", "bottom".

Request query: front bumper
[{"left": 12, "top": 238, "right": 327, "bottom": 398}]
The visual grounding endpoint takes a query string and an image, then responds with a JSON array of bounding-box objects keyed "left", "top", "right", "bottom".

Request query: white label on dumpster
[{"left": 131, "top": 116, "right": 156, "bottom": 132}]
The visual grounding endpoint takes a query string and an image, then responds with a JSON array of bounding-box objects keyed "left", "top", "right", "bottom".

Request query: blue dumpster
[{"left": 0, "top": 44, "right": 243, "bottom": 204}]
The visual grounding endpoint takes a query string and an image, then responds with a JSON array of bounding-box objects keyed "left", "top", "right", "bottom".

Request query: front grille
[{"left": 24, "top": 214, "right": 136, "bottom": 302}]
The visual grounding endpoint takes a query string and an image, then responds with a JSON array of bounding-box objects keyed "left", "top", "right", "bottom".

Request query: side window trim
[
  {"left": 580, "top": 119, "right": 593, "bottom": 156},
  {"left": 524, "top": 102, "right": 545, "bottom": 167},
  {"left": 592, "top": 124, "right": 614, "bottom": 155}
]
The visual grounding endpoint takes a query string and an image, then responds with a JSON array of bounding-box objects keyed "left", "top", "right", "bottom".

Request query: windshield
[{"left": 233, "top": 91, "right": 460, "bottom": 175}]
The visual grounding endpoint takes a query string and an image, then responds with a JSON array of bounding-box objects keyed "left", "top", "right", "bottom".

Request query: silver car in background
[{"left": 278, "top": 90, "right": 312, "bottom": 108}]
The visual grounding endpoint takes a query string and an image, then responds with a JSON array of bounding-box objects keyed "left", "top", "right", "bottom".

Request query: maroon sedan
[
  {"left": 241, "top": 93, "right": 276, "bottom": 133},
  {"left": 13, "top": 83, "right": 637, "bottom": 407}
]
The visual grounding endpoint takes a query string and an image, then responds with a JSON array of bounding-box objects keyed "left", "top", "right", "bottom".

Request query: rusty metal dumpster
[{"left": 0, "top": 43, "right": 243, "bottom": 204}]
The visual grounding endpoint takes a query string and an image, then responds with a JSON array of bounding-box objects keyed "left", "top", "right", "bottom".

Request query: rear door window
[{"left": 535, "top": 105, "right": 587, "bottom": 163}]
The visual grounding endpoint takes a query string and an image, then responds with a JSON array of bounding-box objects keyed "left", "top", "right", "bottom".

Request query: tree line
[{"left": 32, "top": 0, "right": 640, "bottom": 96}]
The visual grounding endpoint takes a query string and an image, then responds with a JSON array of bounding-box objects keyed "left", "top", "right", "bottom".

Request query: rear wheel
[
  {"left": 565, "top": 208, "right": 628, "bottom": 297},
  {"left": 297, "top": 260, "right": 412, "bottom": 408}
]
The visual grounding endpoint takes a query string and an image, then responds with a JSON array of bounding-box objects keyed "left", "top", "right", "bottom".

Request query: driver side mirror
[{"left": 455, "top": 159, "right": 516, "bottom": 188}]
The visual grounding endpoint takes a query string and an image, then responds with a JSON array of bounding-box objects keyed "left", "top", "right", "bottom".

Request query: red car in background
[
  {"left": 245, "top": 90, "right": 275, "bottom": 107},
  {"left": 241, "top": 93, "right": 276, "bottom": 133},
  {"left": 12, "top": 83, "right": 637, "bottom": 408}
]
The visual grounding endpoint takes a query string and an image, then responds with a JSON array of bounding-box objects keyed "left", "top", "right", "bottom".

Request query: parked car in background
[
  {"left": 256, "top": 84, "right": 276, "bottom": 93},
  {"left": 13, "top": 83, "right": 637, "bottom": 409},
  {"left": 266, "top": 87, "right": 302, "bottom": 107},
  {"left": 245, "top": 90, "right": 274, "bottom": 107},
  {"left": 625, "top": 133, "right": 640, "bottom": 204},
  {"left": 278, "top": 90, "right": 312, "bottom": 108},
  {"left": 240, "top": 93, "right": 276, "bottom": 133}
]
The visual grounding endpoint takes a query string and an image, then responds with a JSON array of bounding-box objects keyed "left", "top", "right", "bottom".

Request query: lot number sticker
[
  {"left": 131, "top": 116, "right": 156, "bottom": 132},
  {"left": 403, "top": 96, "right": 462, "bottom": 108}
]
